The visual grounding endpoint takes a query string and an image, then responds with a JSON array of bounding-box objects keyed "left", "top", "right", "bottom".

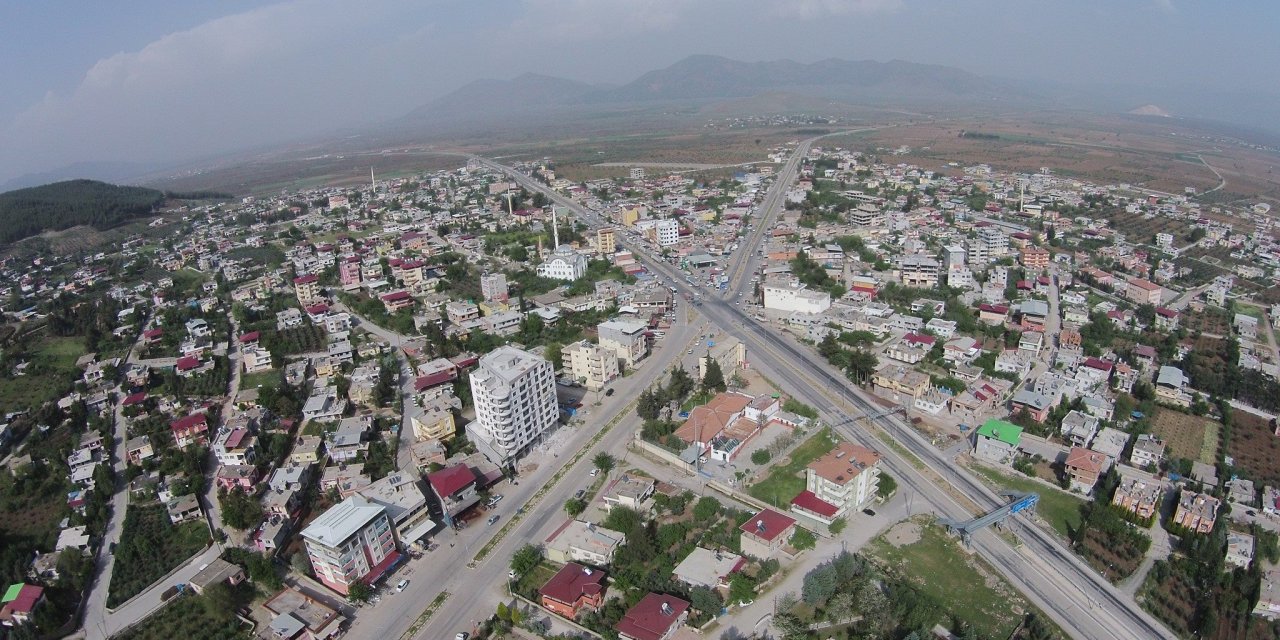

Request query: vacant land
[
  {"left": 867, "top": 519, "right": 1045, "bottom": 640},
  {"left": 747, "top": 427, "right": 835, "bottom": 508},
  {"left": 1227, "top": 409, "right": 1280, "bottom": 486},
  {"left": 107, "top": 503, "right": 211, "bottom": 608},
  {"left": 1181, "top": 308, "right": 1233, "bottom": 337},
  {"left": 1076, "top": 526, "right": 1145, "bottom": 583},
  {"left": 114, "top": 589, "right": 252, "bottom": 640},
  {"left": 968, "top": 464, "right": 1085, "bottom": 539},
  {"left": 1150, "top": 408, "right": 1219, "bottom": 464}
]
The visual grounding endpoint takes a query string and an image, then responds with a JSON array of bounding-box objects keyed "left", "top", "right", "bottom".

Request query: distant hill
[
  {"left": 397, "top": 54, "right": 1022, "bottom": 129},
  {"left": 1129, "top": 104, "right": 1171, "bottom": 117},
  {"left": 0, "top": 179, "right": 166, "bottom": 245}
]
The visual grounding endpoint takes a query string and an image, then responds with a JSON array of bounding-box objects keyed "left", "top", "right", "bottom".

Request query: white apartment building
[
  {"left": 598, "top": 319, "right": 650, "bottom": 368},
  {"left": 564, "top": 340, "right": 620, "bottom": 391},
  {"left": 480, "top": 272, "right": 509, "bottom": 303},
  {"left": 762, "top": 283, "right": 831, "bottom": 315},
  {"left": 538, "top": 246, "right": 588, "bottom": 281},
  {"left": 301, "top": 494, "right": 399, "bottom": 595},
  {"left": 791, "top": 442, "right": 881, "bottom": 525},
  {"left": 897, "top": 255, "right": 940, "bottom": 288},
  {"left": 656, "top": 219, "right": 681, "bottom": 246},
  {"left": 967, "top": 227, "right": 1008, "bottom": 265},
  {"left": 468, "top": 346, "right": 558, "bottom": 466}
]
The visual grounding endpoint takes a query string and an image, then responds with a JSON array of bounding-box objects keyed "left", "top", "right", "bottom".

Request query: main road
[{"left": 483, "top": 154, "right": 1176, "bottom": 640}]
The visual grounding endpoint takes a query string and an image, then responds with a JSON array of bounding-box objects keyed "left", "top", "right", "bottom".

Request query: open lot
[
  {"left": 1181, "top": 307, "right": 1233, "bottom": 337},
  {"left": 1150, "top": 408, "right": 1219, "bottom": 464},
  {"left": 1226, "top": 409, "right": 1280, "bottom": 486},
  {"left": 867, "top": 518, "right": 1047, "bottom": 640}
]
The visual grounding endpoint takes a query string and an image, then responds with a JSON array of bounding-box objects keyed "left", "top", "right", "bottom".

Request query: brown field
[
  {"left": 1227, "top": 409, "right": 1280, "bottom": 486},
  {"left": 1182, "top": 308, "right": 1233, "bottom": 336},
  {"left": 1150, "top": 407, "right": 1219, "bottom": 463}
]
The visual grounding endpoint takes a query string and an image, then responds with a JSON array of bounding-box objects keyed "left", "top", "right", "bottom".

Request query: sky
[{"left": 1, "top": 0, "right": 1277, "bottom": 185}]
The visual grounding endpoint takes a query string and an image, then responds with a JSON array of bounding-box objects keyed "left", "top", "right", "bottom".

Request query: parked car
[
  {"left": 590, "top": 468, "right": 599, "bottom": 477},
  {"left": 487, "top": 514, "right": 500, "bottom": 525},
  {"left": 863, "top": 508, "right": 876, "bottom": 516},
  {"left": 456, "top": 634, "right": 469, "bottom": 640},
  {"left": 395, "top": 579, "right": 410, "bottom": 592},
  {"left": 605, "top": 388, "right": 615, "bottom": 396}
]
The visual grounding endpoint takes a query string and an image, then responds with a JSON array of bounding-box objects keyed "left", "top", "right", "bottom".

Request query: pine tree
[{"left": 702, "top": 357, "right": 726, "bottom": 393}]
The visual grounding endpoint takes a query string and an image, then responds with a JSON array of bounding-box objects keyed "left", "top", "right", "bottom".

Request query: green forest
[{"left": 0, "top": 179, "right": 165, "bottom": 244}]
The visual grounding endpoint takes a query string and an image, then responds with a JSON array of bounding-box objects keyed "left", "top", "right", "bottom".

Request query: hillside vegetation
[{"left": 0, "top": 179, "right": 166, "bottom": 244}]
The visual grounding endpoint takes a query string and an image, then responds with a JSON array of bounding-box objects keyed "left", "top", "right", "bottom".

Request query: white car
[
  {"left": 590, "top": 468, "right": 599, "bottom": 477},
  {"left": 396, "top": 579, "right": 410, "bottom": 592}
]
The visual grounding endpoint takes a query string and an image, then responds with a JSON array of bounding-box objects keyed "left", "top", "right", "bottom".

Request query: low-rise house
[
  {"left": 1227, "top": 477, "right": 1257, "bottom": 506},
  {"left": 326, "top": 417, "right": 370, "bottom": 462},
  {"left": 974, "top": 419, "right": 1022, "bottom": 465},
  {"left": 189, "top": 558, "right": 246, "bottom": 595},
  {"left": 0, "top": 584, "right": 44, "bottom": 628},
  {"left": 1172, "top": 489, "right": 1220, "bottom": 534},
  {"left": 545, "top": 520, "right": 625, "bottom": 566},
  {"left": 1065, "top": 447, "right": 1109, "bottom": 495},
  {"left": 1060, "top": 410, "right": 1099, "bottom": 448},
  {"left": 290, "top": 435, "right": 325, "bottom": 464},
  {"left": 738, "top": 509, "right": 797, "bottom": 560},
  {"left": 215, "top": 465, "right": 259, "bottom": 491},
  {"left": 167, "top": 494, "right": 202, "bottom": 524},
  {"left": 539, "top": 563, "right": 607, "bottom": 619},
  {"left": 1010, "top": 389, "right": 1053, "bottom": 422},
  {"left": 125, "top": 435, "right": 154, "bottom": 465},
  {"left": 1227, "top": 532, "right": 1256, "bottom": 569},
  {"left": 672, "top": 547, "right": 745, "bottom": 590},
  {"left": 171, "top": 413, "right": 210, "bottom": 448},
  {"left": 1090, "top": 427, "right": 1129, "bottom": 463},
  {"left": 616, "top": 593, "right": 690, "bottom": 640},
  {"left": 427, "top": 464, "right": 479, "bottom": 528},
  {"left": 601, "top": 475, "right": 656, "bottom": 513},
  {"left": 1155, "top": 365, "right": 1193, "bottom": 408},
  {"left": 263, "top": 586, "right": 347, "bottom": 640},
  {"left": 213, "top": 427, "right": 256, "bottom": 466},
  {"left": 55, "top": 525, "right": 90, "bottom": 554},
  {"left": 1111, "top": 478, "right": 1163, "bottom": 520}
]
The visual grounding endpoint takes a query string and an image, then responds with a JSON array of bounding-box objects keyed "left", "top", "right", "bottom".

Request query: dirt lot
[
  {"left": 1227, "top": 409, "right": 1280, "bottom": 486},
  {"left": 1150, "top": 408, "right": 1219, "bottom": 464},
  {"left": 1182, "top": 308, "right": 1233, "bottom": 336}
]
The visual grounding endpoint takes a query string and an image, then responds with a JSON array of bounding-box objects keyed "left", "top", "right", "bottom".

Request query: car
[
  {"left": 575, "top": 489, "right": 586, "bottom": 500},
  {"left": 395, "top": 579, "right": 410, "bottom": 592},
  {"left": 863, "top": 508, "right": 876, "bottom": 516},
  {"left": 509, "top": 570, "right": 517, "bottom": 580},
  {"left": 605, "top": 388, "right": 615, "bottom": 396},
  {"left": 1248, "top": 510, "right": 1258, "bottom": 516},
  {"left": 487, "top": 514, "right": 500, "bottom": 525},
  {"left": 590, "top": 468, "right": 599, "bottom": 477},
  {"left": 688, "top": 349, "right": 693, "bottom": 354},
  {"left": 456, "top": 634, "right": 469, "bottom": 640}
]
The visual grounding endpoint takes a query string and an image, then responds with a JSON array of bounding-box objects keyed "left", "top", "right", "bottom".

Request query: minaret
[
  {"left": 551, "top": 206, "right": 561, "bottom": 249},
  {"left": 370, "top": 166, "right": 376, "bottom": 191}
]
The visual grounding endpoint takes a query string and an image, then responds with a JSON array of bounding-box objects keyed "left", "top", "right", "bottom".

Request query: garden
[{"left": 107, "top": 502, "right": 212, "bottom": 607}]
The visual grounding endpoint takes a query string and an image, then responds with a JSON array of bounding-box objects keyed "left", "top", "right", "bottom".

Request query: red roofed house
[
  {"left": 415, "top": 358, "right": 459, "bottom": 391},
  {"left": 171, "top": 413, "right": 210, "bottom": 448},
  {"left": 380, "top": 290, "right": 414, "bottom": 313},
  {"left": 978, "top": 304, "right": 1009, "bottom": 325},
  {"left": 1155, "top": 307, "right": 1180, "bottom": 330},
  {"left": 1065, "top": 447, "right": 1109, "bottom": 496},
  {"left": 539, "top": 563, "right": 607, "bottom": 619},
  {"left": 616, "top": 593, "right": 690, "bottom": 640},
  {"left": 903, "top": 333, "right": 935, "bottom": 348},
  {"left": 142, "top": 328, "right": 164, "bottom": 344},
  {"left": 305, "top": 303, "right": 330, "bottom": 322},
  {"left": 427, "top": 464, "right": 479, "bottom": 527},
  {"left": 0, "top": 583, "right": 44, "bottom": 627},
  {"left": 293, "top": 274, "right": 321, "bottom": 306},
  {"left": 238, "top": 331, "right": 261, "bottom": 347},
  {"left": 1125, "top": 277, "right": 1163, "bottom": 305},
  {"left": 739, "top": 508, "right": 798, "bottom": 559},
  {"left": 175, "top": 356, "right": 210, "bottom": 377},
  {"left": 122, "top": 391, "right": 148, "bottom": 407}
]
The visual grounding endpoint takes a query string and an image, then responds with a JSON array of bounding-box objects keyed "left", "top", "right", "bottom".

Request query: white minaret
[
  {"left": 370, "top": 166, "right": 376, "bottom": 191},
  {"left": 551, "top": 205, "right": 561, "bottom": 249}
]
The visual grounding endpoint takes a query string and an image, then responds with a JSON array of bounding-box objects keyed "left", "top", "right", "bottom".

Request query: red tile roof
[
  {"left": 238, "top": 331, "right": 261, "bottom": 343},
  {"left": 790, "top": 490, "right": 840, "bottom": 517},
  {"left": 427, "top": 464, "right": 477, "bottom": 498},
  {"left": 122, "top": 392, "right": 147, "bottom": 406},
  {"left": 171, "top": 413, "right": 207, "bottom": 433},
  {"left": 143, "top": 328, "right": 163, "bottom": 339},
  {"left": 415, "top": 371, "right": 455, "bottom": 391},
  {"left": 739, "top": 508, "right": 797, "bottom": 542},
  {"left": 175, "top": 356, "right": 202, "bottom": 371},
  {"left": 305, "top": 303, "right": 329, "bottom": 315},
  {"left": 539, "top": 563, "right": 606, "bottom": 605},
  {"left": 616, "top": 593, "right": 690, "bottom": 640},
  {"left": 2, "top": 584, "right": 43, "bottom": 613},
  {"left": 293, "top": 275, "right": 318, "bottom": 285},
  {"left": 381, "top": 291, "right": 412, "bottom": 302}
]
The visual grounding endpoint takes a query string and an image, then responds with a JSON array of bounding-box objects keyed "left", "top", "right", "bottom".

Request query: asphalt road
[{"left": 487, "top": 155, "right": 1176, "bottom": 639}]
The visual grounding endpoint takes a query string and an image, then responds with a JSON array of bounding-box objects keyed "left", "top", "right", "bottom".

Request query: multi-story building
[
  {"left": 1125, "top": 277, "right": 1163, "bottom": 305},
  {"left": 1172, "top": 489, "right": 1220, "bottom": 534},
  {"left": 762, "top": 283, "right": 831, "bottom": 315},
  {"left": 598, "top": 320, "right": 649, "bottom": 369},
  {"left": 357, "top": 472, "right": 435, "bottom": 546},
  {"left": 410, "top": 406, "right": 456, "bottom": 441},
  {"left": 293, "top": 275, "right": 321, "bottom": 306},
  {"left": 468, "top": 346, "right": 558, "bottom": 466},
  {"left": 967, "top": 227, "right": 1008, "bottom": 265},
  {"left": 655, "top": 219, "right": 680, "bottom": 246},
  {"left": 616, "top": 593, "right": 689, "bottom": 640},
  {"left": 540, "top": 563, "right": 607, "bottom": 619},
  {"left": 1155, "top": 365, "right": 1193, "bottom": 408},
  {"left": 897, "top": 255, "right": 940, "bottom": 288},
  {"left": 538, "top": 246, "right": 588, "bottom": 281},
  {"left": 974, "top": 419, "right": 1021, "bottom": 465},
  {"left": 426, "top": 464, "right": 480, "bottom": 527},
  {"left": 480, "top": 273, "right": 509, "bottom": 303},
  {"left": 1019, "top": 246, "right": 1050, "bottom": 270},
  {"left": 213, "top": 427, "right": 256, "bottom": 466},
  {"left": 596, "top": 228, "right": 617, "bottom": 255},
  {"left": 1129, "top": 434, "right": 1166, "bottom": 469},
  {"left": 1112, "top": 478, "right": 1163, "bottom": 520},
  {"left": 301, "top": 495, "right": 399, "bottom": 595},
  {"left": 1064, "top": 447, "right": 1108, "bottom": 495},
  {"left": 789, "top": 443, "right": 881, "bottom": 524},
  {"left": 565, "top": 340, "right": 620, "bottom": 391},
  {"left": 338, "top": 257, "right": 362, "bottom": 290}
]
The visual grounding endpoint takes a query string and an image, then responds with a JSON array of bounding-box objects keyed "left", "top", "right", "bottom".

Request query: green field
[
  {"left": 747, "top": 427, "right": 835, "bottom": 508},
  {"left": 115, "top": 589, "right": 252, "bottom": 640},
  {"left": 969, "top": 465, "right": 1084, "bottom": 539},
  {"left": 36, "top": 336, "right": 88, "bottom": 369},
  {"left": 868, "top": 520, "right": 1051, "bottom": 640},
  {"left": 0, "top": 335, "right": 84, "bottom": 413}
]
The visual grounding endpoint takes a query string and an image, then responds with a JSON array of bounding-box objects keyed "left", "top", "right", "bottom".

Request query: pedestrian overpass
[{"left": 938, "top": 491, "right": 1038, "bottom": 546}]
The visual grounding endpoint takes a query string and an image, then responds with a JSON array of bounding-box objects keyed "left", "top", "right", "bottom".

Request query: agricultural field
[
  {"left": 107, "top": 503, "right": 212, "bottom": 608},
  {"left": 1150, "top": 408, "right": 1219, "bottom": 464},
  {"left": 1106, "top": 209, "right": 1191, "bottom": 247},
  {"left": 1076, "top": 526, "right": 1145, "bottom": 583},
  {"left": 114, "top": 588, "right": 253, "bottom": 640},
  {"left": 1226, "top": 409, "right": 1280, "bottom": 486},
  {"left": 1181, "top": 308, "right": 1233, "bottom": 337}
]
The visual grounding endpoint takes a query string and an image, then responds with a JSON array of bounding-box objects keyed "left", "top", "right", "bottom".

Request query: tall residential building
[
  {"left": 565, "top": 340, "right": 620, "bottom": 391},
  {"left": 480, "top": 273, "right": 509, "bottom": 303},
  {"left": 301, "top": 494, "right": 399, "bottom": 595},
  {"left": 968, "top": 227, "right": 1008, "bottom": 265},
  {"left": 468, "top": 346, "right": 558, "bottom": 466},
  {"left": 630, "top": 167, "right": 646, "bottom": 180},
  {"left": 943, "top": 245, "right": 966, "bottom": 271},
  {"left": 338, "top": 257, "right": 362, "bottom": 290},
  {"left": 598, "top": 320, "right": 650, "bottom": 369},
  {"left": 597, "top": 228, "right": 617, "bottom": 255},
  {"left": 897, "top": 255, "right": 940, "bottom": 288},
  {"left": 292, "top": 275, "right": 321, "bottom": 306},
  {"left": 656, "top": 219, "right": 680, "bottom": 247},
  {"left": 789, "top": 442, "right": 881, "bottom": 524}
]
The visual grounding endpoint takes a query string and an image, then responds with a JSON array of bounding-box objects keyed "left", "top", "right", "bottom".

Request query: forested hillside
[{"left": 0, "top": 179, "right": 166, "bottom": 244}]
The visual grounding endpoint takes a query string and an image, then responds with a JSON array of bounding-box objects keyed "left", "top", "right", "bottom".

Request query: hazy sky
[{"left": 1, "top": 0, "right": 1277, "bottom": 184}]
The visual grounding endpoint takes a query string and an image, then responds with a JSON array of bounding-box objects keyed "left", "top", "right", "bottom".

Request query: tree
[
  {"left": 690, "top": 586, "right": 723, "bottom": 614},
  {"left": 347, "top": 582, "right": 372, "bottom": 603},
  {"left": 729, "top": 572, "right": 756, "bottom": 605},
  {"left": 750, "top": 449, "right": 771, "bottom": 465},
  {"left": 701, "top": 357, "right": 726, "bottom": 393},
  {"left": 593, "top": 452, "right": 616, "bottom": 474},
  {"left": 828, "top": 517, "right": 847, "bottom": 535},
  {"left": 565, "top": 498, "right": 587, "bottom": 517},
  {"left": 511, "top": 544, "right": 543, "bottom": 577},
  {"left": 290, "top": 551, "right": 312, "bottom": 577},
  {"left": 693, "top": 496, "right": 721, "bottom": 522},
  {"left": 219, "top": 487, "right": 264, "bottom": 531}
]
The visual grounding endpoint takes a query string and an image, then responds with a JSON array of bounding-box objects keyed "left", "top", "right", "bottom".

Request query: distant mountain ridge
[{"left": 400, "top": 54, "right": 1020, "bottom": 124}]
